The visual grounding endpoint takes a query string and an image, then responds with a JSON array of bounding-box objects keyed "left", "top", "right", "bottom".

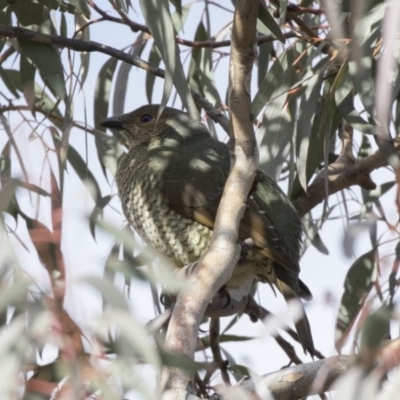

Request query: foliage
[{"left": 0, "top": 0, "right": 399, "bottom": 399}]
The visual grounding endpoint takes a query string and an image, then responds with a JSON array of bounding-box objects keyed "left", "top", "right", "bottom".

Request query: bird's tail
[{"left": 276, "top": 278, "right": 315, "bottom": 356}]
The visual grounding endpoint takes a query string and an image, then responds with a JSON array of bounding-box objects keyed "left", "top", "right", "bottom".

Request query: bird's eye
[{"left": 140, "top": 114, "right": 153, "bottom": 123}]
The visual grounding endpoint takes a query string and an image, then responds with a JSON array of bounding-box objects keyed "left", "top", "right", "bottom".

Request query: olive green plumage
[{"left": 100, "top": 105, "right": 314, "bottom": 355}]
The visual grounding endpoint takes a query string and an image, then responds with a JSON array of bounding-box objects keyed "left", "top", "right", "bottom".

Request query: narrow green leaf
[
  {"left": 335, "top": 250, "right": 375, "bottom": 351},
  {"left": 113, "top": 34, "right": 148, "bottom": 116},
  {"left": 18, "top": 38, "right": 66, "bottom": 100},
  {"left": 94, "top": 56, "right": 118, "bottom": 129},
  {"left": 114, "top": 0, "right": 127, "bottom": 12},
  {"left": 358, "top": 135, "right": 372, "bottom": 158},
  {"left": 362, "top": 181, "right": 395, "bottom": 211},
  {"left": 258, "top": 2, "right": 286, "bottom": 43},
  {"left": 60, "top": 12, "right": 68, "bottom": 37},
  {"left": 349, "top": 3, "right": 385, "bottom": 118},
  {"left": 20, "top": 55, "right": 36, "bottom": 110},
  {"left": 0, "top": 68, "right": 21, "bottom": 98},
  {"left": 0, "top": 0, "right": 11, "bottom": 27},
  {"left": 146, "top": 44, "right": 162, "bottom": 104},
  {"left": 360, "top": 306, "right": 391, "bottom": 355},
  {"left": 188, "top": 21, "right": 221, "bottom": 107},
  {"left": 75, "top": 14, "right": 90, "bottom": 87},
  {"left": 296, "top": 73, "right": 323, "bottom": 191},
  {"left": 69, "top": 0, "right": 90, "bottom": 18},
  {"left": 202, "top": 334, "right": 254, "bottom": 349},
  {"left": 89, "top": 194, "right": 114, "bottom": 240},
  {"left": 139, "top": 0, "right": 197, "bottom": 116},
  {"left": 140, "top": 0, "right": 175, "bottom": 112},
  {"left": 53, "top": 135, "right": 100, "bottom": 203},
  {"left": 10, "top": 0, "right": 44, "bottom": 26},
  {"left": 94, "top": 130, "right": 123, "bottom": 177},
  {"left": 257, "top": 42, "right": 273, "bottom": 88},
  {"left": 279, "top": 0, "right": 288, "bottom": 25},
  {"left": 84, "top": 277, "right": 129, "bottom": 312},
  {"left": 252, "top": 48, "right": 295, "bottom": 116},
  {"left": 335, "top": 65, "right": 375, "bottom": 134}
]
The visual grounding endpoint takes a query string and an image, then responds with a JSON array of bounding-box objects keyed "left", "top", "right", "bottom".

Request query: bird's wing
[{"left": 156, "top": 139, "right": 300, "bottom": 274}]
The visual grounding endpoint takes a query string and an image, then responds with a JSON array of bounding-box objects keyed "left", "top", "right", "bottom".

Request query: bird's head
[{"left": 99, "top": 104, "right": 210, "bottom": 149}]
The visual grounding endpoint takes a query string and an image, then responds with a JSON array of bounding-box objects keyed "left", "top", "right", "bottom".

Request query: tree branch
[
  {"left": 90, "top": 1, "right": 319, "bottom": 49},
  {"left": 292, "top": 134, "right": 399, "bottom": 217},
  {"left": 221, "top": 337, "right": 400, "bottom": 400},
  {"left": 226, "top": 355, "right": 353, "bottom": 400},
  {"left": 0, "top": 25, "right": 230, "bottom": 133},
  {"left": 0, "top": 25, "right": 165, "bottom": 77},
  {"left": 160, "top": 1, "right": 259, "bottom": 398},
  {"left": 209, "top": 317, "right": 231, "bottom": 385}
]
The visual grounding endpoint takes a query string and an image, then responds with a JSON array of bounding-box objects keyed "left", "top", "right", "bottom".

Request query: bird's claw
[
  {"left": 239, "top": 238, "right": 255, "bottom": 264},
  {"left": 217, "top": 286, "right": 231, "bottom": 309}
]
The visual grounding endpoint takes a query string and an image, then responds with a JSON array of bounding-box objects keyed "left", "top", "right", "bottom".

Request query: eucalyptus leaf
[
  {"left": 258, "top": 2, "right": 286, "bottom": 43},
  {"left": 18, "top": 39, "right": 66, "bottom": 100},
  {"left": 335, "top": 250, "right": 375, "bottom": 351}
]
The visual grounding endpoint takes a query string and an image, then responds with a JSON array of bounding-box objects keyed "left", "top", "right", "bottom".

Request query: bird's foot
[
  {"left": 160, "top": 292, "right": 175, "bottom": 308},
  {"left": 216, "top": 286, "right": 231, "bottom": 309},
  {"left": 239, "top": 238, "right": 255, "bottom": 264}
]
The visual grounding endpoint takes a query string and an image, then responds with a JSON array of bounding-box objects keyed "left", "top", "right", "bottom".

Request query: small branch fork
[{"left": 294, "top": 123, "right": 382, "bottom": 217}]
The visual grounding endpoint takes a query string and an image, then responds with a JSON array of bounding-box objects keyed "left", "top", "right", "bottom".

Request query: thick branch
[
  {"left": 224, "top": 337, "right": 400, "bottom": 400},
  {"left": 292, "top": 140, "right": 400, "bottom": 217},
  {"left": 160, "top": 1, "right": 259, "bottom": 398},
  {"left": 230, "top": 355, "right": 352, "bottom": 400}
]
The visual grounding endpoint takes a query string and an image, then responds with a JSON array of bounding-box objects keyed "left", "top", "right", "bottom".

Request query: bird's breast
[{"left": 116, "top": 154, "right": 213, "bottom": 267}]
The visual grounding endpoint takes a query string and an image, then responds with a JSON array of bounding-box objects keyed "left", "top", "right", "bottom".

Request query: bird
[{"left": 99, "top": 104, "right": 314, "bottom": 355}]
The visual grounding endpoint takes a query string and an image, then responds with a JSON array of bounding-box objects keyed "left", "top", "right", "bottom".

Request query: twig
[
  {"left": 90, "top": 1, "right": 321, "bottom": 48},
  {"left": 0, "top": 26, "right": 231, "bottom": 134},
  {"left": 293, "top": 136, "right": 394, "bottom": 217},
  {"left": 0, "top": 25, "right": 165, "bottom": 77},
  {"left": 0, "top": 45, "right": 15, "bottom": 64},
  {"left": 244, "top": 295, "right": 325, "bottom": 361},
  {"left": 209, "top": 318, "right": 231, "bottom": 385}
]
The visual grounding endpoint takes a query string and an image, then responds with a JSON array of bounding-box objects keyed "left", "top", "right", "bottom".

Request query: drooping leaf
[
  {"left": 335, "top": 250, "right": 375, "bottom": 351},
  {"left": 94, "top": 130, "right": 123, "bottom": 178},
  {"left": 19, "top": 212, "right": 66, "bottom": 284},
  {"left": 20, "top": 55, "right": 36, "bottom": 110},
  {"left": 0, "top": 0, "right": 11, "bottom": 28},
  {"left": 94, "top": 56, "right": 118, "bottom": 129},
  {"left": 296, "top": 72, "right": 324, "bottom": 191},
  {"left": 258, "top": 2, "right": 286, "bottom": 43},
  {"left": 279, "top": 0, "right": 288, "bottom": 25},
  {"left": 349, "top": 3, "right": 385, "bottom": 119},
  {"left": 139, "top": 0, "right": 197, "bottom": 116},
  {"left": 360, "top": 306, "right": 391, "bottom": 355},
  {"left": 89, "top": 194, "right": 114, "bottom": 240},
  {"left": 18, "top": 39, "right": 66, "bottom": 100},
  {"left": 146, "top": 43, "right": 162, "bottom": 104},
  {"left": 252, "top": 48, "right": 295, "bottom": 116},
  {"left": 335, "top": 63, "right": 375, "bottom": 134},
  {"left": 52, "top": 134, "right": 100, "bottom": 203},
  {"left": 113, "top": 34, "right": 148, "bottom": 116},
  {"left": 188, "top": 21, "right": 221, "bottom": 107},
  {"left": 75, "top": 14, "right": 90, "bottom": 87},
  {"left": 257, "top": 41, "right": 273, "bottom": 88},
  {"left": 0, "top": 68, "right": 22, "bottom": 98},
  {"left": 10, "top": 0, "right": 44, "bottom": 26},
  {"left": 139, "top": 0, "right": 175, "bottom": 112},
  {"left": 68, "top": 0, "right": 90, "bottom": 18}
]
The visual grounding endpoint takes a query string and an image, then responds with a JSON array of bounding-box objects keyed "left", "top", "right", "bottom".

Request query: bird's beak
[{"left": 99, "top": 116, "right": 124, "bottom": 130}]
